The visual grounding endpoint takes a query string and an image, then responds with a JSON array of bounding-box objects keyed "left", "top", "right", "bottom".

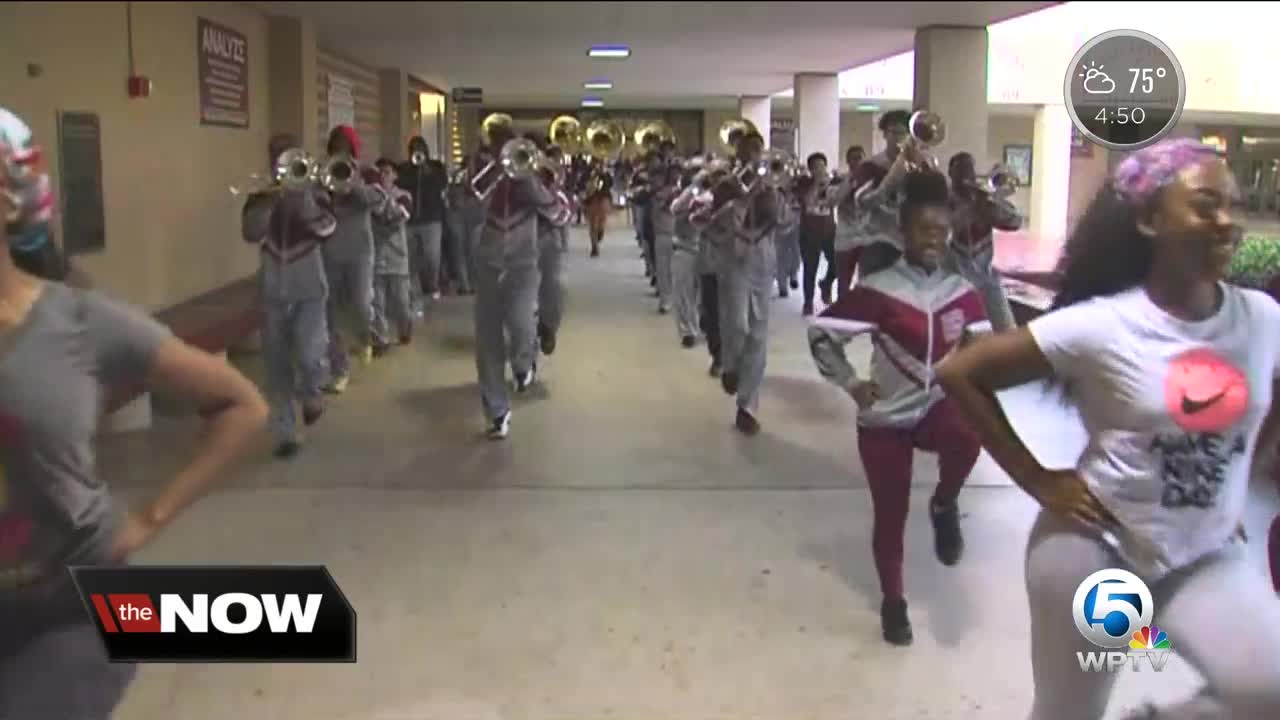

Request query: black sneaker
[
  {"left": 486, "top": 412, "right": 511, "bottom": 440},
  {"left": 881, "top": 597, "right": 913, "bottom": 646},
  {"left": 790, "top": 277, "right": 799, "bottom": 290},
  {"left": 681, "top": 335, "right": 697, "bottom": 349},
  {"left": 930, "top": 497, "right": 965, "bottom": 566},
  {"left": 538, "top": 323, "right": 557, "bottom": 356},
  {"left": 274, "top": 440, "right": 301, "bottom": 459},
  {"left": 802, "top": 303, "right": 814, "bottom": 317},
  {"left": 779, "top": 289, "right": 790, "bottom": 299},
  {"left": 515, "top": 365, "right": 537, "bottom": 393},
  {"left": 301, "top": 402, "right": 325, "bottom": 426},
  {"left": 721, "top": 371, "right": 739, "bottom": 396},
  {"left": 735, "top": 407, "right": 760, "bottom": 436},
  {"left": 709, "top": 360, "right": 722, "bottom": 377},
  {"left": 657, "top": 304, "right": 668, "bottom": 315},
  {"left": 819, "top": 280, "right": 833, "bottom": 305}
]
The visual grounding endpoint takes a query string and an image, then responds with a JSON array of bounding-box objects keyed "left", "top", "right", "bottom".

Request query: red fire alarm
[{"left": 127, "top": 75, "right": 151, "bottom": 98}]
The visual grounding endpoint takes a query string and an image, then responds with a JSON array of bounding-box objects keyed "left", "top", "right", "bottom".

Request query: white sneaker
[
  {"left": 515, "top": 366, "right": 537, "bottom": 393},
  {"left": 486, "top": 412, "right": 511, "bottom": 440}
]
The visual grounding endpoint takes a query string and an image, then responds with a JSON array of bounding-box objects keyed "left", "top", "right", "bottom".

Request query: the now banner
[{"left": 67, "top": 565, "right": 356, "bottom": 663}]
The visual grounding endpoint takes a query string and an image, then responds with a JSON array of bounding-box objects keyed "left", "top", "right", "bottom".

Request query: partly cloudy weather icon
[{"left": 1079, "top": 61, "right": 1116, "bottom": 95}]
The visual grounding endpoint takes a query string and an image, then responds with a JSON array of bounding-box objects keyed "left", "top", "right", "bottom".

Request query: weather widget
[{"left": 1064, "top": 29, "right": 1186, "bottom": 151}]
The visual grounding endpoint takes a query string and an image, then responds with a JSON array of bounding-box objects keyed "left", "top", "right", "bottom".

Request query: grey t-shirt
[{"left": 0, "top": 282, "right": 170, "bottom": 594}]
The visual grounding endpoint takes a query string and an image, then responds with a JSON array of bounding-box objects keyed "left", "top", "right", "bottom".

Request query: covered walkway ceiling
[{"left": 251, "top": 1, "right": 1056, "bottom": 108}]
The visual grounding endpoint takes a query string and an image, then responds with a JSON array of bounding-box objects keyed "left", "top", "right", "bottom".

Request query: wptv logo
[
  {"left": 1072, "top": 568, "right": 1172, "bottom": 673},
  {"left": 68, "top": 566, "right": 356, "bottom": 663}
]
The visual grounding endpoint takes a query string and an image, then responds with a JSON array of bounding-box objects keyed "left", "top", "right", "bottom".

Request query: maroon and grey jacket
[
  {"left": 478, "top": 177, "right": 570, "bottom": 269},
  {"left": 242, "top": 188, "right": 337, "bottom": 302}
]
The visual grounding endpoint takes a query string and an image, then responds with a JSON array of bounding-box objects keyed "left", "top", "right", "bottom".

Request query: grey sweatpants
[
  {"left": 444, "top": 209, "right": 473, "bottom": 293},
  {"left": 537, "top": 228, "right": 566, "bottom": 334},
  {"left": 324, "top": 254, "right": 374, "bottom": 379},
  {"left": 654, "top": 231, "right": 675, "bottom": 309},
  {"left": 670, "top": 246, "right": 701, "bottom": 340},
  {"left": 474, "top": 260, "right": 541, "bottom": 421},
  {"left": 718, "top": 242, "right": 774, "bottom": 414},
  {"left": 1025, "top": 510, "right": 1280, "bottom": 720},
  {"left": 371, "top": 273, "right": 412, "bottom": 345},
  {"left": 775, "top": 223, "right": 801, "bottom": 292},
  {"left": 262, "top": 299, "right": 329, "bottom": 442},
  {"left": 408, "top": 221, "right": 443, "bottom": 296},
  {"left": 944, "top": 244, "right": 1016, "bottom": 332}
]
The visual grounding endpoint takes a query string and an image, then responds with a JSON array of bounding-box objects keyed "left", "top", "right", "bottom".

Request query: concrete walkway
[{"left": 104, "top": 221, "right": 1276, "bottom": 720}]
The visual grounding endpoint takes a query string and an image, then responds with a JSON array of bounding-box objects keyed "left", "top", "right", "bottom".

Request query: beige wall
[{"left": 1, "top": 1, "right": 270, "bottom": 310}]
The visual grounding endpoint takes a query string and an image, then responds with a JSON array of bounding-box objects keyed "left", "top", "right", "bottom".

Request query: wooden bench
[{"left": 105, "top": 276, "right": 260, "bottom": 426}]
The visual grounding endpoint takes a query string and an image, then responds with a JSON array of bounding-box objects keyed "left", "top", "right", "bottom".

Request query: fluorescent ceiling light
[
  {"left": 855, "top": 103, "right": 880, "bottom": 112},
  {"left": 583, "top": 80, "right": 614, "bottom": 90},
  {"left": 581, "top": 97, "right": 605, "bottom": 108},
  {"left": 588, "top": 45, "right": 630, "bottom": 59}
]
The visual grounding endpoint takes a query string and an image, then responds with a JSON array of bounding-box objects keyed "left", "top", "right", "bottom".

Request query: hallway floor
[{"left": 103, "top": 221, "right": 1276, "bottom": 720}]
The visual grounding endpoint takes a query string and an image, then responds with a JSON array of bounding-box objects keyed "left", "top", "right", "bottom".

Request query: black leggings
[
  {"left": 699, "top": 273, "right": 721, "bottom": 364},
  {"left": 799, "top": 225, "right": 837, "bottom": 306}
]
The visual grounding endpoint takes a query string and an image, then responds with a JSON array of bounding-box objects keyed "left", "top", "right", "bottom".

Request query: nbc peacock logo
[
  {"left": 1130, "top": 625, "right": 1172, "bottom": 652},
  {"left": 1072, "top": 569, "right": 1173, "bottom": 673}
]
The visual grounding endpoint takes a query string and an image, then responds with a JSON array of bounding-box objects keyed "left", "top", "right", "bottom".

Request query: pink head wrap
[{"left": 1112, "top": 138, "right": 1223, "bottom": 207}]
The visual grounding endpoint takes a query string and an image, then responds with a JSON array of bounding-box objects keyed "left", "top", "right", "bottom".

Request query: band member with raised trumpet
[
  {"left": 809, "top": 169, "right": 984, "bottom": 646},
  {"left": 946, "top": 152, "right": 1022, "bottom": 332},
  {"left": 828, "top": 145, "right": 867, "bottom": 301},
  {"left": 937, "top": 138, "right": 1280, "bottom": 720},
  {"left": 0, "top": 106, "right": 267, "bottom": 719},
  {"left": 321, "top": 125, "right": 387, "bottom": 394},
  {"left": 630, "top": 156, "right": 658, "bottom": 285},
  {"left": 650, "top": 161, "right": 684, "bottom": 315},
  {"left": 535, "top": 144, "right": 572, "bottom": 356},
  {"left": 669, "top": 165, "right": 711, "bottom": 348},
  {"left": 472, "top": 124, "right": 570, "bottom": 440},
  {"left": 370, "top": 158, "right": 415, "bottom": 354},
  {"left": 239, "top": 137, "right": 336, "bottom": 457},
  {"left": 794, "top": 152, "right": 840, "bottom": 315},
  {"left": 695, "top": 131, "right": 788, "bottom": 435},
  {"left": 854, "top": 110, "right": 921, "bottom": 277},
  {"left": 582, "top": 157, "right": 613, "bottom": 258},
  {"left": 396, "top": 136, "right": 449, "bottom": 304}
]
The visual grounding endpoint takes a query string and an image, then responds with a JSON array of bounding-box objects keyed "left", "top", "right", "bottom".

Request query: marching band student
[
  {"left": 937, "top": 138, "right": 1280, "bottom": 720},
  {"left": 650, "top": 161, "right": 684, "bottom": 315},
  {"left": 775, "top": 182, "right": 802, "bottom": 300},
  {"left": 698, "top": 131, "right": 787, "bottom": 435},
  {"left": 796, "top": 151, "right": 840, "bottom": 314},
  {"left": 582, "top": 157, "right": 613, "bottom": 257},
  {"left": 241, "top": 138, "right": 338, "bottom": 457},
  {"left": 472, "top": 124, "right": 570, "bottom": 440},
  {"left": 0, "top": 106, "right": 267, "bottom": 719},
  {"left": 854, "top": 111, "right": 917, "bottom": 277},
  {"left": 370, "top": 158, "right": 414, "bottom": 354},
  {"left": 630, "top": 157, "right": 657, "bottom": 285},
  {"left": 827, "top": 145, "right": 867, "bottom": 301},
  {"left": 695, "top": 165, "right": 732, "bottom": 377},
  {"left": 809, "top": 169, "right": 984, "bottom": 646},
  {"left": 321, "top": 125, "right": 386, "bottom": 394},
  {"left": 670, "top": 168, "right": 711, "bottom": 348},
  {"left": 535, "top": 145, "right": 572, "bottom": 356},
  {"left": 396, "top": 136, "right": 449, "bottom": 303},
  {"left": 946, "top": 152, "right": 1022, "bottom": 332}
]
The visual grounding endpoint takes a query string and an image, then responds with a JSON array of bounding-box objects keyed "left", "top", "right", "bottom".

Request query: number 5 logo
[{"left": 1072, "top": 568, "right": 1154, "bottom": 648}]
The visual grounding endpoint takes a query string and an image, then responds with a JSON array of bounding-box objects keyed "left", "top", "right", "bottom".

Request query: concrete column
[
  {"left": 794, "top": 73, "right": 839, "bottom": 165},
  {"left": 267, "top": 15, "right": 320, "bottom": 155},
  {"left": 1031, "top": 104, "right": 1073, "bottom": 243},
  {"left": 379, "top": 69, "right": 410, "bottom": 161},
  {"left": 737, "top": 96, "right": 771, "bottom": 148},
  {"left": 912, "top": 25, "right": 988, "bottom": 167}
]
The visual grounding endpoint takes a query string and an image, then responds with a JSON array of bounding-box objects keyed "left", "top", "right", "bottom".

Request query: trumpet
[
  {"left": 410, "top": 150, "right": 427, "bottom": 166},
  {"left": 734, "top": 149, "right": 796, "bottom": 193},
  {"left": 903, "top": 110, "right": 945, "bottom": 170},
  {"left": 322, "top": 153, "right": 361, "bottom": 194},
  {"left": 980, "top": 164, "right": 1019, "bottom": 196},
  {"left": 469, "top": 137, "right": 554, "bottom": 199},
  {"left": 229, "top": 148, "right": 317, "bottom": 197}
]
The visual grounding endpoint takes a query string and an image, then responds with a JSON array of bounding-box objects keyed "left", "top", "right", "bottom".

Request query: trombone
[
  {"left": 978, "top": 164, "right": 1019, "bottom": 197},
  {"left": 469, "top": 137, "right": 559, "bottom": 199},
  {"left": 734, "top": 149, "right": 796, "bottom": 194},
  {"left": 229, "top": 148, "right": 318, "bottom": 197}
]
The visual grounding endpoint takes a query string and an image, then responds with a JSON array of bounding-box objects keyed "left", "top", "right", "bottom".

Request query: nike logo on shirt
[{"left": 1181, "top": 389, "right": 1228, "bottom": 415}]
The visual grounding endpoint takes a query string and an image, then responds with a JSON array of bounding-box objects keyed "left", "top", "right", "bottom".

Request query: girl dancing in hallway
[
  {"left": 0, "top": 107, "right": 267, "bottom": 719},
  {"left": 808, "top": 169, "right": 985, "bottom": 646},
  {"left": 582, "top": 158, "right": 613, "bottom": 258},
  {"left": 937, "top": 138, "right": 1280, "bottom": 719}
]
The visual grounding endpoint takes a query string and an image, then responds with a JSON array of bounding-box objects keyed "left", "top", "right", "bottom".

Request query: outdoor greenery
[{"left": 1228, "top": 234, "right": 1280, "bottom": 290}]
